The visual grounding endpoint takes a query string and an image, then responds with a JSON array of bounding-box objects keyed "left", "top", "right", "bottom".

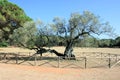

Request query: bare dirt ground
[
  {"left": 0, "top": 63, "right": 120, "bottom": 80},
  {"left": 0, "top": 47, "right": 120, "bottom": 80}
]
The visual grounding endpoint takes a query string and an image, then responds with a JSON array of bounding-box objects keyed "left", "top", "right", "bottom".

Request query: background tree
[
  {"left": 8, "top": 10, "right": 114, "bottom": 58},
  {"left": 34, "top": 11, "right": 113, "bottom": 58},
  {"left": 0, "top": 0, "right": 32, "bottom": 41},
  {"left": 76, "top": 36, "right": 99, "bottom": 47},
  {"left": 11, "top": 21, "right": 37, "bottom": 48},
  {"left": 98, "top": 39, "right": 111, "bottom": 47},
  {"left": 114, "top": 37, "right": 120, "bottom": 47},
  {"left": 50, "top": 11, "right": 113, "bottom": 57}
]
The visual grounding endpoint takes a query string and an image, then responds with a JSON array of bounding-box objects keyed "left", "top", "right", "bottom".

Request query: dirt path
[{"left": 0, "top": 63, "right": 120, "bottom": 80}]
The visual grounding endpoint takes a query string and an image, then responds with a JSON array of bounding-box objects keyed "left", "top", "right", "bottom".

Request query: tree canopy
[
  {"left": 0, "top": 0, "right": 32, "bottom": 41},
  {"left": 15, "top": 11, "right": 113, "bottom": 58},
  {"left": 50, "top": 11, "right": 113, "bottom": 57},
  {"left": 0, "top": 0, "right": 116, "bottom": 58},
  {"left": 11, "top": 21, "right": 37, "bottom": 48}
]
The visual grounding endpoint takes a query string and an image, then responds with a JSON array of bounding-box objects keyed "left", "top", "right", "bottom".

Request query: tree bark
[
  {"left": 64, "top": 40, "right": 75, "bottom": 59},
  {"left": 32, "top": 47, "right": 64, "bottom": 57},
  {"left": 32, "top": 40, "right": 76, "bottom": 60}
]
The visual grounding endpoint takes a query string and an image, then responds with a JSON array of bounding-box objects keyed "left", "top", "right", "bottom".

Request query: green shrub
[{"left": 0, "top": 41, "right": 8, "bottom": 47}]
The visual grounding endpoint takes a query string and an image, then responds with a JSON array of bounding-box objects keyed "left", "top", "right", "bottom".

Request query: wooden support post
[
  {"left": 108, "top": 58, "right": 111, "bottom": 68},
  {"left": 0, "top": 54, "right": 1, "bottom": 61},
  {"left": 58, "top": 57, "right": 60, "bottom": 68},
  {"left": 15, "top": 54, "right": 18, "bottom": 64},
  {"left": 0, "top": 53, "right": 3, "bottom": 61},
  {"left": 108, "top": 53, "right": 111, "bottom": 68},
  {"left": 3, "top": 53, "right": 7, "bottom": 60},
  {"left": 85, "top": 57, "right": 87, "bottom": 69},
  {"left": 34, "top": 54, "right": 37, "bottom": 66}
]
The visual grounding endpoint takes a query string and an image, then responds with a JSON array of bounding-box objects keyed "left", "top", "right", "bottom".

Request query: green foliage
[
  {"left": 98, "top": 39, "right": 111, "bottom": 47},
  {"left": 49, "top": 11, "right": 113, "bottom": 54},
  {"left": 51, "top": 11, "right": 113, "bottom": 43},
  {"left": 0, "top": 0, "right": 32, "bottom": 41},
  {"left": 11, "top": 21, "right": 37, "bottom": 48},
  {"left": 35, "top": 21, "right": 59, "bottom": 48},
  {"left": 0, "top": 41, "right": 8, "bottom": 47},
  {"left": 114, "top": 37, "right": 120, "bottom": 47},
  {"left": 75, "top": 36, "right": 99, "bottom": 47}
]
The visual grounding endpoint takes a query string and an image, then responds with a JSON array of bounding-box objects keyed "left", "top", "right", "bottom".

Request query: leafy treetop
[{"left": 0, "top": 0, "right": 32, "bottom": 40}]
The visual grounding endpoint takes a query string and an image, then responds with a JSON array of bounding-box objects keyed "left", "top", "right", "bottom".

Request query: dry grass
[
  {"left": 0, "top": 46, "right": 120, "bottom": 54},
  {"left": 0, "top": 47, "right": 120, "bottom": 80},
  {"left": 0, "top": 46, "right": 35, "bottom": 53},
  {"left": 0, "top": 46, "right": 120, "bottom": 68},
  {"left": 46, "top": 46, "right": 120, "bottom": 54}
]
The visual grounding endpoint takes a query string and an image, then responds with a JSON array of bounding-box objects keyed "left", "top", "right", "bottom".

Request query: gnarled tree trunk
[{"left": 64, "top": 40, "right": 75, "bottom": 59}]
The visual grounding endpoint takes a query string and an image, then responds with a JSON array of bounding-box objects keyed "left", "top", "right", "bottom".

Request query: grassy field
[
  {"left": 0, "top": 46, "right": 120, "bottom": 53},
  {"left": 0, "top": 47, "right": 120, "bottom": 80},
  {"left": 0, "top": 46, "right": 120, "bottom": 68}
]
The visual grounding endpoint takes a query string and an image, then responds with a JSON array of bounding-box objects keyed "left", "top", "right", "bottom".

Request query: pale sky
[{"left": 8, "top": 0, "right": 120, "bottom": 39}]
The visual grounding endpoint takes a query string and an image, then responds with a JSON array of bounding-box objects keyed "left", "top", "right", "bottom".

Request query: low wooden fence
[{"left": 0, "top": 52, "right": 120, "bottom": 69}]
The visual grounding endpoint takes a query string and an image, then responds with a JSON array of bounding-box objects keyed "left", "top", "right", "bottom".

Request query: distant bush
[{"left": 0, "top": 41, "right": 8, "bottom": 47}]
